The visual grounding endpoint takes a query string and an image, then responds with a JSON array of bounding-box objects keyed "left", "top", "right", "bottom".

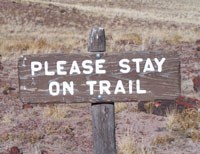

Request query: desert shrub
[
  {"left": 43, "top": 105, "right": 67, "bottom": 120},
  {"left": 151, "top": 134, "right": 175, "bottom": 145},
  {"left": 165, "top": 107, "right": 200, "bottom": 143},
  {"left": 115, "top": 103, "right": 128, "bottom": 113},
  {"left": 184, "top": 129, "right": 200, "bottom": 142},
  {"left": 169, "top": 34, "right": 183, "bottom": 44},
  {"left": 34, "top": 38, "right": 49, "bottom": 49},
  {"left": 118, "top": 131, "right": 148, "bottom": 154},
  {"left": 0, "top": 132, "right": 10, "bottom": 143},
  {"left": 115, "top": 33, "right": 142, "bottom": 45},
  {"left": 166, "top": 108, "right": 199, "bottom": 132}
]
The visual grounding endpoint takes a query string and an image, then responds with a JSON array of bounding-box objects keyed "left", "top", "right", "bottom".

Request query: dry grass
[
  {"left": 0, "top": 131, "right": 44, "bottom": 144},
  {"left": 166, "top": 108, "right": 200, "bottom": 132},
  {"left": 115, "top": 103, "right": 128, "bottom": 113},
  {"left": 0, "top": 32, "right": 80, "bottom": 57},
  {"left": 43, "top": 105, "right": 68, "bottom": 120},
  {"left": 1, "top": 0, "right": 200, "bottom": 60},
  {"left": 151, "top": 134, "right": 175, "bottom": 145},
  {"left": 23, "top": 0, "right": 200, "bottom": 25},
  {"left": 114, "top": 33, "right": 142, "bottom": 45},
  {"left": 151, "top": 107, "right": 200, "bottom": 145},
  {"left": 0, "top": 37, "right": 50, "bottom": 53},
  {"left": 1, "top": 31, "right": 196, "bottom": 61},
  {"left": 118, "top": 130, "right": 148, "bottom": 154},
  {"left": 185, "top": 129, "right": 200, "bottom": 142},
  {"left": 165, "top": 107, "right": 200, "bottom": 143},
  {"left": 143, "top": 102, "right": 155, "bottom": 114},
  {"left": 44, "top": 122, "right": 73, "bottom": 136},
  {"left": 19, "top": 131, "right": 44, "bottom": 144},
  {"left": 1, "top": 23, "right": 200, "bottom": 59},
  {"left": 0, "top": 132, "right": 10, "bottom": 143},
  {"left": 1, "top": 114, "right": 14, "bottom": 124},
  {"left": 0, "top": 23, "right": 87, "bottom": 59}
]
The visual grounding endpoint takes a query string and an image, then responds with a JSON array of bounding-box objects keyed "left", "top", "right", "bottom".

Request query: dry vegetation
[
  {"left": 118, "top": 130, "right": 148, "bottom": 154},
  {"left": 0, "top": 0, "right": 200, "bottom": 153},
  {"left": 166, "top": 108, "right": 200, "bottom": 140},
  {"left": 1, "top": 0, "right": 200, "bottom": 59}
]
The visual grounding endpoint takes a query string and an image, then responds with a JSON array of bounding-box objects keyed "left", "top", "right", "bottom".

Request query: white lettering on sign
[
  {"left": 49, "top": 81, "right": 60, "bottom": 96},
  {"left": 31, "top": 61, "right": 42, "bottom": 76},
  {"left": 119, "top": 59, "right": 130, "bottom": 73},
  {"left": 129, "top": 80, "right": 133, "bottom": 94},
  {"left": 86, "top": 80, "right": 146, "bottom": 95},
  {"left": 31, "top": 58, "right": 166, "bottom": 76},
  {"left": 82, "top": 60, "right": 93, "bottom": 74},
  {"left": 143, "top": 58, "right": 155, "bottom": 72},
  {"left": 136, "top": 80, "right": 146, "bottom": 94},
  {"left": 132, "top": 58, "right": 143, "bottom": 73},
  {"left": 49, "top": 81, "right": 74, "bottom": 96},
  {"left": 30, "top": 57, "right": 166, "bottom": 96},
  {"left": 114, "top": 80, "right": 126, "bottom": 94},
  {"left": 154, "top": 58, "right": 166, "bottom": 72},
  {"left": 95, "top": 59, "right": 106, "bottom": 74},
  {"left": 57, "top": 61, "right": 67, "bottom": 75},
  {"left": 70, "top": 61, "right": 81, "bottom": 75},
  {"left": 45, "top": 61, "right": 55, "bottom": 76},
  {"left": 86, "top": 81, "right": 97, "bottom": 95},
  {"left": 119, "top": 58, "right": 166, "bottom": 73},
  {"left": 99, "top": 80, "right": 111, "bottom": 95},
  {"left": 63, "top": 81, "right": 74, "bottom": 95}
]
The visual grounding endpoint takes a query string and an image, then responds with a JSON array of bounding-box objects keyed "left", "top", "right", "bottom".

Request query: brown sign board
[{"left": 18, "top": 51, "right": 180, "bottom": 104}]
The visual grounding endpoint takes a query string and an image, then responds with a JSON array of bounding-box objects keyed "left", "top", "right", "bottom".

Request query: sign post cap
[{"left": 88, "top": 26, "right": 106, "bottom": 52}]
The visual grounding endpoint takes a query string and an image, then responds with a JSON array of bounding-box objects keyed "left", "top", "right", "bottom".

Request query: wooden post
[{"left": 88, "top": 27, "right": 117, "bottom": 154}]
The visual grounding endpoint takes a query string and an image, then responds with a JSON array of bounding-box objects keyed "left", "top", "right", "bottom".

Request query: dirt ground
[{"left": 0, "top": 0, "right": 200, "bottom": 154}]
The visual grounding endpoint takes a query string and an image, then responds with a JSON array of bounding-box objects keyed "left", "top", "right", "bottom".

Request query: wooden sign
[
  {"left": 18, "top": 51, "right": 180, "bottom": 104},
  {"left": 17, "top": 27, "right": 181, "bottom": 154}
]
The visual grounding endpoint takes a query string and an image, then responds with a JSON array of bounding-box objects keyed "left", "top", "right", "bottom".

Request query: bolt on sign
[{"left": 18, "top": 52, "right": 180, "bottom": 104}]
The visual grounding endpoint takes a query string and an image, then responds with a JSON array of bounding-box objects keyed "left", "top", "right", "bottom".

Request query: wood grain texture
[
  {"left": 18, "top": 51, "right": 180, "bottom": 104},
  {"left": 88, "top": 27, "right": 106, "bottom": 52},
  {"left": 91, "top": 103, "right": 116, "bottom": 154},
  {"left": 89, "top": 27, "right": 117, "bottom": 154}
]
